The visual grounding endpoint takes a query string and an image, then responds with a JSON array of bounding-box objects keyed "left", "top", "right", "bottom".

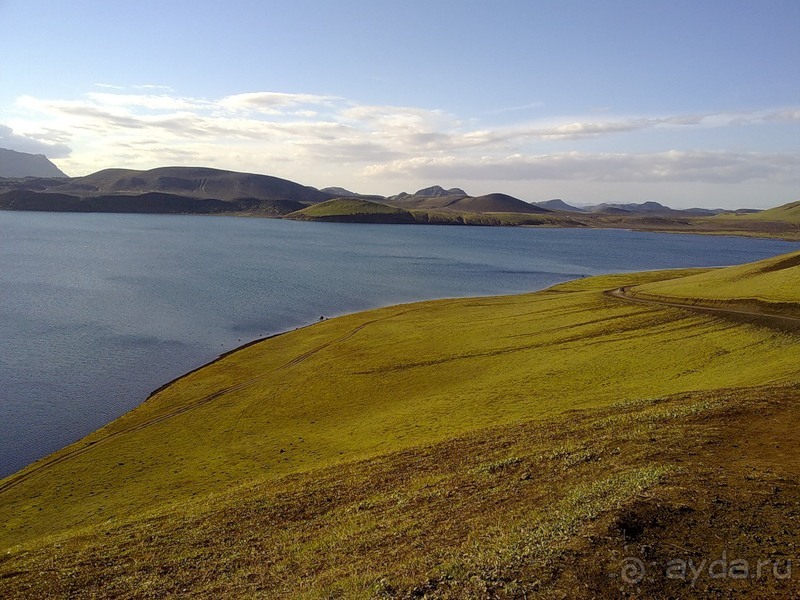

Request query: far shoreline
[{"left": 1, "top": 206, "right": 798, "bottom": 242}]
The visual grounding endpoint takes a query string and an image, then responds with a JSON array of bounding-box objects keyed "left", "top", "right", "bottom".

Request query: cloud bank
[
  {"left": 4, "top": 87, "right": 798, "bottom": 206},
  {"left": 0, "top": 124, "right": 71, "bottom": 158},
  {"left": 367, "top": 151, "right": 800, "bottom": 185}
]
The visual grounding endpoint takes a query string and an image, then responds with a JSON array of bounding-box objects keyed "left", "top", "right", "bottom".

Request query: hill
[
  {"left": 587, "top": 201, "right": 725, "bottom": 217},
  {"left": 0, "top": 190, "right": 304, "bottom": 215},
  {"left": 712, "top": 199, "right": 800, "bottom": 225},
  {"left": 286, "top": 197, "right": 559, "bottom": 226},
  {"left": 410, "top": 185, "right": 468, "bottom": 198},
  {"left": 0, "top": 162, "right": 796, "bottom": 240},
  {"left": 0, "top": 148, "right": 67, "bottom": 178},
  {"left": 535, "top": 198, "right": 586, "bottom": 212},
  {"left": 320, "top": 186, "right": 360, "bottom": 198},
  {"left": 622, "top": 250, "right": 800, "bottom": 316},
  {"left": 385, "top": 189, "right": 546, "bottom": 215},
  {"left": 444, "top": 193, "right": 549, "bottom": 214},
  {"left": 67, "top": 166, "right": 333, "bottom": 203},
  {"left": 0, "top": 253, "right": 798, "bottom": 597},
  {"left": 286, "top": 198, "right": 417, "bottom": 223}
]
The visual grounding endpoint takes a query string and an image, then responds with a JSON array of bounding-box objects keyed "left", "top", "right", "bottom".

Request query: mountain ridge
[
  {"left": 0, "top": 163, "right": 795, "bottom": 239},
  {"left": 0, "top": 147, "right": 67, "bottom": 178}
]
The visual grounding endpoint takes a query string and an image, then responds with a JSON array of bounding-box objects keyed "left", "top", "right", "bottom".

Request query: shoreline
[
  {"left": 2, "top": 207, "right": 798, "bottom": 242},
  {"left": 1, "top": 233, "right": 797, "bottom": 483}
]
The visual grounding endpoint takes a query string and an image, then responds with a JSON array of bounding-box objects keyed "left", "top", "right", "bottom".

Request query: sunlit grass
[
  {"left": 1, "top": 259, "right": 798, "bottom": 553},
  {"left": 630, "top": 249, "right": 800, "bottom": 306}
]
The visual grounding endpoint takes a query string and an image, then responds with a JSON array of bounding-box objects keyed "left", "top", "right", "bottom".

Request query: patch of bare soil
[{"left": 556, "top": 388, "right": 800, "bottom": 599}]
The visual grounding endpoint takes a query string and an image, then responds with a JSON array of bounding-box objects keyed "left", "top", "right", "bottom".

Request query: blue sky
[{"left": 1, "top": 0, "right": 798, "bottom": 208}]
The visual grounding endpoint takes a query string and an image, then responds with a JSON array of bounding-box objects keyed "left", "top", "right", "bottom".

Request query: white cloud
[
  {"left": 366, "top": 151, "right": 800, "bottom": 185},
  {"left": 94, "top": 83, "right": 174, "bottom": 92},
  {"left": 85, "top": 92, "right": 210, "bottom": 111},
  {"left": 6, "top": 88, "right": 799, "bottom": 206},
  {"left": 219, "top": 91, "right": 340, "bottom": 114},
  {"left": 0, "top": 124, "right": 71, "bottom": 158}
]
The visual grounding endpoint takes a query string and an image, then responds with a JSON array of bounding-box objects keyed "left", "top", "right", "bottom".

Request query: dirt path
[{"left": 606, "top": 286, "right": 800, "bottom": 328}]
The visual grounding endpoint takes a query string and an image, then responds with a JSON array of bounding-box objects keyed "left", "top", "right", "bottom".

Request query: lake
[{"left": 0, "top": 211, "right": 797, "bottom": 477}]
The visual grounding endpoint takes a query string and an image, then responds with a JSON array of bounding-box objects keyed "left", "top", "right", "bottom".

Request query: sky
[{"left": 0, "top": 0, "right": 798, "bottom": 208}]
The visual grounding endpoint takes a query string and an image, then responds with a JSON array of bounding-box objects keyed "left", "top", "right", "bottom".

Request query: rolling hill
[
  {"left": 286, "top": 198, "right": 417, "bottom": 223},
  {"left": 0, "top": 253, "right": 798, "bottom": 597},
  {"left": 0, "top": 164, "right": 798, "bottom": 241},
  {"left": 622, "top": 249, "right": 800, "bottom": 316},
  {"left": 66, "top": 166, "right": 334, "bottom": 203},
  {"left": 443, "top": 193, "right": 550, "bottom": 214},
  {"left": 712, "top": 199, "right": 800, "bottom": 225},
  {"left": 535, "top": 198, "right": 586, "bottom": 212},
  {"left": 0, "top": 189, "right": 304, "bottom": 215},
  {"left": 586, "top": 201, "right": 725, "bottom": 217},
  {"left": 385, "top": 188, "right": 546, "bottom": 215}
]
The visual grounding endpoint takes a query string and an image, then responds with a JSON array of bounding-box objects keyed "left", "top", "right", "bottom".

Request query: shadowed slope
[
  {"left": 446, "top": 193, "right": 549, "bottom": 214},
  {"left": 69, "top": 166, "right": 333, "bottom": 203}
]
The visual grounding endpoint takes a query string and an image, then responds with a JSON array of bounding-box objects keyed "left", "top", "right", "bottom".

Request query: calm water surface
[{"left": 1, "top": 212, "right": 797, "bottom": 476}]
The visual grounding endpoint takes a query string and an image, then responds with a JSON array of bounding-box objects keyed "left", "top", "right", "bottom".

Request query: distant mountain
[
  {"left": 0, "top": 148, "right": 67, "bottom": 178},
  {"left": 679, "top": 207, "right": 729, "bottom": 217},
  {"left": 591, "top": 201, "right": 668, "bottom": 214},
  {"left": 1, "top": 163, "right": 782, "bottom": 231},
  {"left": 65, "top": 167, "right": 333, "bottom": 203},
  {"left": 535, "top": 199, "right": 586, "bottom": 212},
  {"left": 387, "top": 192, "right": 468, "bottom": 210},
  {"left": 386, "top": 188, "right": 545, "bottom": 214},
  {"left": 414, "top": 185, "right": 468, "bottom": 198},
  {"left": 0, "top": 189, "right": 305, "bottom": 215},
  {"left": 585, "top": 201, "right": 728, "bottom": 217},
  {"left": 321, "top": 186, "right": 360, "bottom": 198},
  {"left": 588, "top": 204, "right": 635, "bottom": 215},
  {"left": 447, "top": 193, "right": 550, "bottom": 214}
]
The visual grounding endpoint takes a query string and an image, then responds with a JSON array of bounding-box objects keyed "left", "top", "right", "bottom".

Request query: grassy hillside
[
  {"left": 287, "top": 198, "right": 417, "bottom": 223},
  {"left": 289, "top": 198, "right": 575, "bottom": 227},
  {"left": 384, "top": 192, "right": 547, "bottom": 215},
  {"left": 1, "top": 255, "right": 798, "bottom": 597},
  {"left": 712, "top": 200, "right": 800, "bottom": 225},
  {"left": 627, "top": 250, "right": 800, "bottom": 314},
  {"left": 2, "top": 382, "right": 797, "bottom": 598}
]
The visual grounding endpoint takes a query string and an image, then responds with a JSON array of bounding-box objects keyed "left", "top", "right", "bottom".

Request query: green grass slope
[
  {"left": 627, "top": 249, "right": 800, "bottom": 314},
  {"left": 3, "top": 382, "right": 797, "bottom": 598},
  {"left": 713, "top": 200, "right": 800, "bottom": 225},
  {"left": 287, "top": 198, "right": 559, "bottom": 226},
  {"left": 287, "top": 198, "right": 417, "bottom": 223},
  {"left": 2, "top": 259, "right": 800, "bottom": 556}
]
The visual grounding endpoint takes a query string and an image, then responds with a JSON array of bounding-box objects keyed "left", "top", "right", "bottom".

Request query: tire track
[{"left": 606, "top": 287, "right": 800, "bottom": 327}]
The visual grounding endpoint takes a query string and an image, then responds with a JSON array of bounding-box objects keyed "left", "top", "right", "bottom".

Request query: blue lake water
[{"left": 0, "top": 211, "right": 797, "bottom": 477}]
